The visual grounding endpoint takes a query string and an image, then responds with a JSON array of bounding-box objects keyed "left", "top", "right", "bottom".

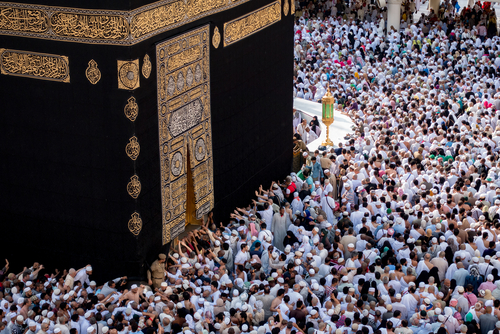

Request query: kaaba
[{"left": 0, "top": 0, "right": 293, "bottom": 281}]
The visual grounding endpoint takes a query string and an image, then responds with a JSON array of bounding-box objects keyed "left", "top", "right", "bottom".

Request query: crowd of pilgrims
[{"left": 5, "top": 3, "right": 500, "bottom": 334}]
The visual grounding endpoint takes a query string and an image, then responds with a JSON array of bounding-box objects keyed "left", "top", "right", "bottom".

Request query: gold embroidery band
[
  {"left": 0, "top": 48, "right": 70, "bottom": 82},
  {"left": 51, "top": 12, "right": 129, "bottom": 41},
  {"left": 0, "top": 6, "right": 49, "bottom": 33},
  {"left": 223, "top": 1, "right": 281, "bottom": 47},
  {"left": 0, "top": 0, "right": 250, "bottom": 45}
]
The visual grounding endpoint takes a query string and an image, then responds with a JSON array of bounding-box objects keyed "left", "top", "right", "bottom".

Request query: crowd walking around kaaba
[{"left": 5, "top": 2, "right": 500, "bottom": 334}]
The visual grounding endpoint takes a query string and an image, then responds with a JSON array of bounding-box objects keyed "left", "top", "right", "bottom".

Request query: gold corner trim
[
  {"left": 212, "top": 26, "right": 220, "bottom": 49},
  {"left": 117, "top": 59, "right": 140, "bottom": 90},
  {"left": 126, "top": 136, "right": 141, "bottom": 160},
  {"left": 291, "top": 0, "right": 295, "bottom": 14},
  {"left": 0, "top": 0, "right": 251, "bottom": 46},
  {"left": 142, "top": 54, "right": 151, "bottom": 79},
  {"left": 223, "top": 1, "right": 281, "bottom": 47},
  {"left": 86, "top": 59, "right": 101, "bottom": 84},
  {"left": 127, "top": 175, "right": 141, "bottom": 199},
  {"left": 283, "top": 0, "right": 289, "bottom": 16},
  {"left": 124, "top": 96, "right": 139, "bottom": 121},
  {"left": 0, "top": 48, "right": 70, "bottom": 83},
  {"left": 128, "top": 212, "right": 142, "bottom": 236}
]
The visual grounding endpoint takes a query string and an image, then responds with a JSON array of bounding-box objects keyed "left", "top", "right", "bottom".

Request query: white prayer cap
[
  {"left": 17, "top": 298, "right": 24, "bottom": 304},
  {"left": 47, "top": 312, "right": 54, "bottom": 318},
  {"left": 16, "top": 315, "right": 24, "bottom": 322},
  {"left": 54, "top": 329, "right": 61, "bottom": 334},
  {"left": 131, "top": 284, "right": 138, "bottom": 289},
  {"left": 488, "top": 274, "right": 494, "bottom": 281},
  {"left": 309, "top": 269, "right": 315, "bottom": 275},
  {"left": 84, "top": 311, "right": 92, "bottom": 318},
  {"left": 87, "top": 327, "right": 94, "bottom": 333},
  {"left": 86, "top": 266, "right": 92, "bottom": 272},
  {"left": 102, "top": 327, "right": 109, "bottom": 334}
]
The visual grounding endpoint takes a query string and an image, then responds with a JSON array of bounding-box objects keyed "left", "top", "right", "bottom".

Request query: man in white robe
[
  {"left": 321, "top": 192, "right": 336, "bottom": 224},
  {"left": 272, "top": 208, "right": 287, "bottom": 252}
]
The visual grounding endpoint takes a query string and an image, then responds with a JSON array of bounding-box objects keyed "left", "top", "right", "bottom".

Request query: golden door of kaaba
[{"left": 156, "top": 25, "right": 214, "bottom": 245}]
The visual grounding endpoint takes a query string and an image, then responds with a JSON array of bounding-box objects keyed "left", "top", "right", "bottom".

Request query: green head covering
[{"left": 465, "top": 312, "right": 473, "bottom": 322}]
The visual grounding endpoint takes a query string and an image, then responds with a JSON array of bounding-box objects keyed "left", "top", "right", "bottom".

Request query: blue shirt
[
  {"left": 306, "top": 176, "right": 314, "bottom": 187},
  {"left": 311, "top": 161, "right": 324, "bottom": 179}
]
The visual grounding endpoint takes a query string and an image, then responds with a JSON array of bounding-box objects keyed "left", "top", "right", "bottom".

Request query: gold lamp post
[{"left": 321, "top": 87, "right": 334, "bottom": 147}]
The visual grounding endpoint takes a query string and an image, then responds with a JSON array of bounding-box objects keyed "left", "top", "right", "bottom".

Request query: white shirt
[{"left": 234, "top": 251, "right": 249, "bottom": 265}]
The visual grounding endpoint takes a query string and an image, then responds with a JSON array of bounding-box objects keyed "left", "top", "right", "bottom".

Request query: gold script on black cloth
[
  {"left": 156, "top": 25, "right": 214, "bottom": 244},
  {"left": 0, "top": 0, "right": 251, "bottom": 45},
  {"left": 0, "top": 48, "right": 70, "bottom": 82}
]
